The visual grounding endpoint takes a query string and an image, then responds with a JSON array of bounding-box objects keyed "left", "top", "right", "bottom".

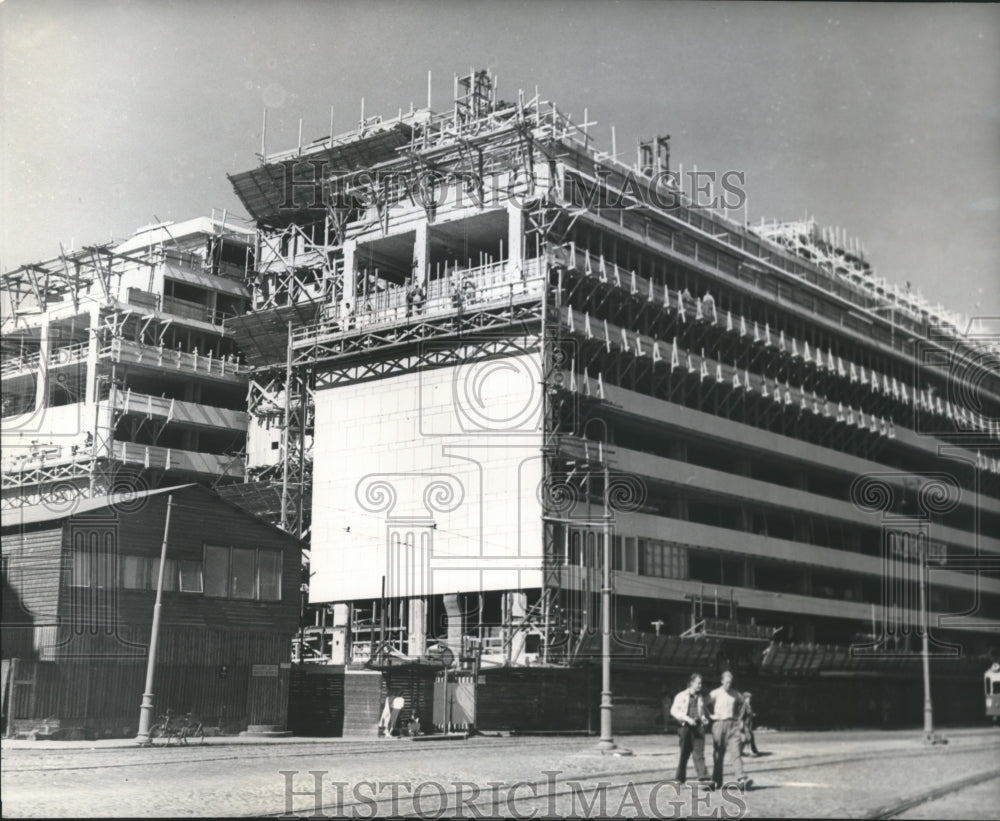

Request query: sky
[{"left": 2, "top": 0, "right": 998, "bottom": 320}]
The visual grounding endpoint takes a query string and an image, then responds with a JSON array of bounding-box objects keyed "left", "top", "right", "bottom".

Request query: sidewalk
[
  {"left": 0, "top": 733, "right": 429, "bottom": 751},
  {"left": 2, "top": 725, "right": 995, "bottom": 752}
]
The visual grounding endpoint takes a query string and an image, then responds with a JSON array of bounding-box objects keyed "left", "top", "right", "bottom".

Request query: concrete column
[
  {"left": 341, "top": 239, "right": 357, "bottom": 313},
  {"left": 84, "top": 305, "right": 101, "bottom": 405},
  {"left": 506, "top": 202, "right": 524, "bottom": 270},
  {"left": 413, "top": 223, "right": 428, "bottom": 287},
  {"left": 508, "top": 591, "right": 528, "bottom": 665},
  {"left": 443, "top": 593, "right": 463, "bottom": 661},
  {"left": 408, "top": 597, "right": 427, "bottom": 657},
  {"left": 35, "top": 317, "right": 50, "bottom": 411}
]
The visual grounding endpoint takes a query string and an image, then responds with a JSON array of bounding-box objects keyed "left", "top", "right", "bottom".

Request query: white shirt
[
  {"left": 709, "top": 686, "right": 740, "bottom": 720},
  {"left": 670, "top": 688, "right": 707, "bottom": 725}
]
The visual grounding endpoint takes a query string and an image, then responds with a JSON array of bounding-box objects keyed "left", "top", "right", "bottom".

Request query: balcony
[
  {"left": 0, "top": 437, "right": 244, "bottom": 480},
  {"left": 103, "top": 339, "right": 245, "bottom": 382},
  {"left": 293, "top": 256, "right": 546, "bottom": 349},
  {"left": 112, "top": 440, "right": 244, "bottom": 477},
  {"left": 111, "top": 389, "right": 248, "bottom": 431},
  {"left": 1, "top": 342, "right": 89, "bottom": 380}
]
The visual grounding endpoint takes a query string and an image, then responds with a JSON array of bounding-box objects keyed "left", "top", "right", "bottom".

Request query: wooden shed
[{"left": 1, "top": 484, "right": 302, "bottom": 738}]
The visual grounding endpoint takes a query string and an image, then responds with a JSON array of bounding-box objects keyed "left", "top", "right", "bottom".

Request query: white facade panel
[{"left": 311, "top": 351, "right": 545, "bottom": 603}]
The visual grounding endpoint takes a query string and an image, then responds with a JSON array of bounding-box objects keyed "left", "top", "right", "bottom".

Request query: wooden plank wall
[
  {"left": 1, "top": 525, "right": 64, "bottom": 624},
  {"left": 285, "top": 666, "right": 436, "bottom": 738},
  {"left": 476, "top": 667, "right": 595, "bottom": 732},
  {"left": 475, "top": 665, "right": 986, "bottom": 733},
  {"left": 288, "top": 664, "right": 345, "bottom": 736},
  {"left": 8, "top": 657, "right": 290, "bottom": 735},
  {"left": 39, "top": 625, "right": 289, "bottom": 665},
  {"left": 342, "top": 670, "right": 383, "bottom": 736},
  {"left": 103, "top": 487, "right": 300, "bottom": 635},
  {"left": 382, "top": 667, "right": 436, "bottom": 733}
]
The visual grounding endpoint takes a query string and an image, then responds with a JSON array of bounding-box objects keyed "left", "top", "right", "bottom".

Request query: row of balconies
[
  {"left": 295, "top": 256, "right": 546, "bottom": 346},
  {"left": 1, "top": 390, "right": 247, "bottom": 479},
  {"left": 2, "top": 337, "right": 246, "bottom": 383},
  {"left": 0, "top": 435, "right": 244, "bottom": 482}
]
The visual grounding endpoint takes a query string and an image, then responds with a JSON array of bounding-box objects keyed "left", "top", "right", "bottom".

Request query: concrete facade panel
[{"left": 311, "top": 354, "right": 545, "bottom": 602}]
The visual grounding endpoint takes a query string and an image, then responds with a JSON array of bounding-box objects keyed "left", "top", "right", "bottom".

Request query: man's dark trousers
[{"left": 675, "top": 724, "right": 708, "bottom": 783}]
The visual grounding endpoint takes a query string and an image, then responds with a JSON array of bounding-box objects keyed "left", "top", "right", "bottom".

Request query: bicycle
[{"left": 148, "top": 709, "right": 205, "bottom": 746}]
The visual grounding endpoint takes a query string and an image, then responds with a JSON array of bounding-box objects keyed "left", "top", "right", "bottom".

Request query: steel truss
[
  {"left": 2, "top": 246, "right": 156, "bottom": 333},
  {"left": 298, "top": 296, "right": 543, "bottom": 368},
  {"left": 1, "top": 457, "right": 154, "bottom": 511},
  {"left": 254, "top": 222, "right": 344, "bottom": 312}
]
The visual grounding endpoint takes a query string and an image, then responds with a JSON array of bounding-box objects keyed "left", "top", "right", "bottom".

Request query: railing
[
  {"left": 103, "top": 339, "right": 245, "bottom": 379},
  {"left": 126, "top": 288, "right": 161, "bottom": 311},
  {"left": 1, "top": 435, "right": 98, "bottom": 473},
  {"left": 114, "top": 441, "right": 245, "bottom": 476},
  {"left": 1, "top": 434, "right": 245, "bottom": 478},
  {"left": 563, "top": 163, "right": 991, "bottom": 360},
  {"left": 161, "top": 295, "right": 216, "bottom": 324},
  {"left": 112, "top": 389, "right": 248, "bottom": 430},
  {"left": 1, "top": 352, "right": 41, "bottom": 378},
  {"left": 297, "top": 257, "right": 546, "bottom": 344},
  {"left": 1, "top": 342, "right": 89, "bottom": 379}
]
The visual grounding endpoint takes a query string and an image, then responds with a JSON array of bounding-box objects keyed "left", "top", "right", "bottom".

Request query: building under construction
[
  {"left": 222, "top": 69, "right": 998, "bottom": 683},
  {"left": 1, "top": 216, "right": 254, "bottom": 509}
]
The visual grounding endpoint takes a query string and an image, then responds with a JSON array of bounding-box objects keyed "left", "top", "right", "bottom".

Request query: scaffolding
[
  {"left": 1, "top": 217, "right": 254, "bottom": 509},
  {"left": 226, "top": 68, "right": 1000, "bottom": 665}
]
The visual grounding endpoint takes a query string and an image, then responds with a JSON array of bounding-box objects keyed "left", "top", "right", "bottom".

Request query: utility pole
[{"left": 135, "top": 495, "right": 173, "bottom": 745}]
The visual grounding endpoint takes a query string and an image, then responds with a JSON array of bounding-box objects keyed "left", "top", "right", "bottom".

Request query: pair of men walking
[{"left": 668, "top": 671, "right": 753, "bottom": 792}]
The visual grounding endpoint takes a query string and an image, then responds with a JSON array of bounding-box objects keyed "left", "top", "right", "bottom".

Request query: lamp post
[
  {"left": 902, "top": 476, "right": 939, "bottom": 745},
  {"left": 919, "top": 539, "right": 935, "bottom": 742},
  {"left": 596, "top": 463, "right": 630, "bottom": 755},
  {"left": 135, "top": 495, "right": 173, "bottom": 745},
  {"left": 540, "top": 467, "right": 630, "bottom": 755},
  {"left": 596, "top": 484, "right": 615, "bottom": 752},
  {"left": 298, "top": 582, "right": 309, "bottom": 663}
]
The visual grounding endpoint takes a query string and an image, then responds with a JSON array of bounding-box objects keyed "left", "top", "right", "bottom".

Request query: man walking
[
  {"left": 707, "top": 671, "right": 752, "bottom": 792},
  {"left": 739, "top": 691, "right": 761, "bottom": 757},
  {"left": 669, "top": 673, "right": 712, "bottom": 788}
]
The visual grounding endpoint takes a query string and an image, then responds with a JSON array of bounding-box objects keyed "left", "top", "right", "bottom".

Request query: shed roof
[{"left": 1, "top": 483, "right": 301, "bottom": 544}]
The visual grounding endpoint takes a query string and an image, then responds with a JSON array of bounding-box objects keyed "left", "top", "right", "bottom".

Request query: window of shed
[
  {"left": 69, "top": 551, "right": 91, "bottom": 587},
  {"left": 94, "top": 544, "right": 116, "bottom": 589},
  {"left": 151, "top": 558, "right": 178, "bottom": 592},
  {"left": 178, "top": 560, "right": 203, "bottom": 593},
  {"left": 230, "top": 548, "right": 256, "bottom": 599},
  {"left": 204, "top": 546, "right": 230, "bottom": 597},
  {"left": 258, "top": 551, "right": 282, "bottom": 601},
  {"left": 122, "top": 556, "right": 148, "bottom": 589}
]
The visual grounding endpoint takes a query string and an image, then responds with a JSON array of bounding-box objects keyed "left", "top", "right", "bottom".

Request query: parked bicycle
[{"left": 149, "top": 709, "right": 205, "bottom": 746}]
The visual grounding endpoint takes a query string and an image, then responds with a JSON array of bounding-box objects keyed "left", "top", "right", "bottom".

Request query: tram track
[
  {"left": 866, "top": 769, "right": 1000, "bottom": 819},
  {"left": 5, "top": 734, "right": 996, "bottom": 818},
  {"left": 255, "top": 738, "right": 1000, "bottom": 818},
  {"left": 0, "top": 737, "right": 559, "bottom": 774}
]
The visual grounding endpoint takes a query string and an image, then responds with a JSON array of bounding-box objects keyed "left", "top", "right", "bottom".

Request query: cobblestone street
[{"left": 2, "top": 727, "right": 997, "bottom": 818}]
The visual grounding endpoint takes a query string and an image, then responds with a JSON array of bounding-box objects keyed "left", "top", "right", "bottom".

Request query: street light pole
[
  {"left": 136, "top": 495, "right": 173, "bottom": 745},
  {"left": 919, "top": 541, "right": 934, "bottom": 740},
  {"left": 597, "top": 472, "right": 614, "bottom": 751},
  {"left": 596, "top": 463, "right": 630, "bottom": 755}
]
